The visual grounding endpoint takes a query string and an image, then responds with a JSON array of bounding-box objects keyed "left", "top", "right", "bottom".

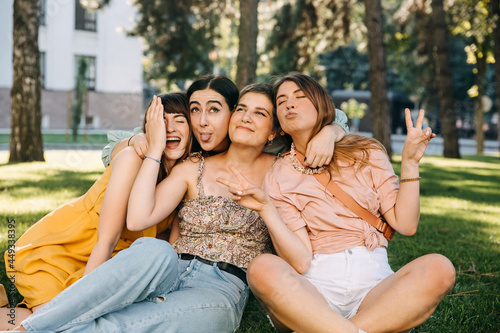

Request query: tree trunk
[
  {"left": 431, "top": 0, "right": 460, "bottom": 158},
  {"left": 474, "top": 48, "right": 486, "bottom": 154},
  {"left": 9, "top": 0, "right": 44, "bottom": 162},
  {"left": 235, "top": 0, "right": 259, "bottom": 91},
  {"left": 490, "top": 0, "right": 500, "bottom": 151},
  {"left": 364, "top": 0, "right": 392, "bottom": 159}
]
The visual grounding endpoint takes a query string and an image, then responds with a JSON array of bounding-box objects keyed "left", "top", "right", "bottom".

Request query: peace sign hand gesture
[
  {"left": 402, "top": 108, "right": 436, "bottom": 165},
  {"left": 216, "top": 165, "right": 271, "bottom": 213}
]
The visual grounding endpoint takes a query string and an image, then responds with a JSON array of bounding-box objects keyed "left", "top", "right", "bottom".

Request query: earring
[
  {"left": 267, "top": 139, "right": 274, "bottom": 146},
  {"left": 280, "top": 131, "right": 285, "bottom": 136}
]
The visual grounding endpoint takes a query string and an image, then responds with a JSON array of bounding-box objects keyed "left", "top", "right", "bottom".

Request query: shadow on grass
[
  {"left": 237, "top": 293, "right": 275, "bottom": 332},
  {"left": 388, "top": 211, "right": 499, "bottom": 333},
  {"left": 391, "top": 156, "right": 500, "bottom": 206},
  {"left": 0, "top": 169, "right": 102, "bottom": 199},
  {"left": 0, "top": 169, "right": 102, "bottom": 307}
]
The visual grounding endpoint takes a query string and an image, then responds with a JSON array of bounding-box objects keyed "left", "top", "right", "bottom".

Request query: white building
[{"left": 0, "top": 0, "right": 144, "bottom": 131}]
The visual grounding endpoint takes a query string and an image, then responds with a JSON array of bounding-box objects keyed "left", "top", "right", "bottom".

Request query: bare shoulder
[
  {"left": 111, "top": 147, "right": 142, "bottom": 169},
  {"left": 170, "top": 156, "right": 202, "bottom": 178}
]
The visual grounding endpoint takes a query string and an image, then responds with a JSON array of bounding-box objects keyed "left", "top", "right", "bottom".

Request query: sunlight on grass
[
  {"left": 0, "top": 150, "right": 105, "bottom": 170},
  {"left": 0, "top": 150, "right": 104, "bottom": 227},
  {"left": 0, "top": 151, "right": 498, "bottom": 332}
]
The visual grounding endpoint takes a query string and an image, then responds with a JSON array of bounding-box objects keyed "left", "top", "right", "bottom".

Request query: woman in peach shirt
[{"left": 219, "top": 73, "right": 456, "bottom": 333}]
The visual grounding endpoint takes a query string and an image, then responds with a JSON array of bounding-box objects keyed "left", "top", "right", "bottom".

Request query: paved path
[{"left": 1, "top": 134, "right": 498, "bottom": 155}]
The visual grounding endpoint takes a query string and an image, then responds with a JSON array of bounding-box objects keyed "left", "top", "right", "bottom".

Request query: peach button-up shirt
[{"left": 262, "top": 149, "right": 399, "bottom": 254}]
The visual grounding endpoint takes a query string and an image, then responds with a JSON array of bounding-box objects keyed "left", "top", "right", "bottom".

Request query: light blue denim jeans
[{"left": 21, "top": 237, "right": 249, "bottom": 333}]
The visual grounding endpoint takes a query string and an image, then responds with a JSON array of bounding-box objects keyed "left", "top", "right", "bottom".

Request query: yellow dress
[{"left": 5, "top": 164, "right": 173, "bottom": 309}]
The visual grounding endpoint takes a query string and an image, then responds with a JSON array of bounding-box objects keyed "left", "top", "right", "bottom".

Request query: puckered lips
[
  {"left": 284, "top": 110, "right": 299, "bottom": 119},
  {"left": 165, "top": 136, "right": 181, "bottom": 149}
]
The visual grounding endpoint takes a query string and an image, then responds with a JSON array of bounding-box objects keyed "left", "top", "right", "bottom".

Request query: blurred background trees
[
  {"left": 11, "top": 0, "right": 499, "bottom": 160},
  {"left": 126, "top": 0, "right": 497, "bottom": 159},
  {"left": 10, "top": 0, "right": 44, "bottom": 162}
]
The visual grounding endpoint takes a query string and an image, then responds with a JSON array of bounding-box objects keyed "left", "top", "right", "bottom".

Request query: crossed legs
[{"left": 248, "top": 252, "right": 455, "bottom": 333}]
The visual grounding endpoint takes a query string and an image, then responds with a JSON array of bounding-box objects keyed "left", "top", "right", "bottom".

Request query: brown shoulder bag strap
[
  {"left": 313, "top": 172, "right": 395, "bottom": 241},
  {"left": 286, "top": 149, "right": 395, "bottom": 240}
]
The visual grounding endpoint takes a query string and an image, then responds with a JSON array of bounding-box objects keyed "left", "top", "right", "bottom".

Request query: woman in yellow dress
[{"left": 1, "top": 93, "right": 192, "bottom": 328}]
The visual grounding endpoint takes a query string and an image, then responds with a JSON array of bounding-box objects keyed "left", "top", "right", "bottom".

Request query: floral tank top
[{"left": 172, "top": 156, "right": 272, "bottom": 269}]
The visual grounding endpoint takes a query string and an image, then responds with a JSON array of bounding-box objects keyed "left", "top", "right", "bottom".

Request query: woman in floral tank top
[
  {"left": 18, "top": 82, "right": 277, "bottom": 333},
  {"left": 17, "top": 74, "right": 348, "bottom": 332}
]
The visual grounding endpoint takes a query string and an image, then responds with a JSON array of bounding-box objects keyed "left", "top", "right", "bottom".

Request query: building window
[
  {"left": 75, "top": 55, "right": 96, "bottom": 90},
  {"left": 40, "top": 0, "right": 46, "bottom": 26},
  {"left": 75, "top": 0, "right": 97, "bottom": 32},
  {"left": 40, "top": 52, "right": 46, "bottom": 88}
]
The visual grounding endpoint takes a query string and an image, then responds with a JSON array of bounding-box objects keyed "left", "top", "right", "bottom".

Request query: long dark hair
[
  {"left": 187, "top": 74, "right": 239, "bottom": 112},
  {"left": 187, "top": 75, "right": 239, "bottom": 153},
  {"left": 142, "top": 92, "right": 192, "bottom": 183}
]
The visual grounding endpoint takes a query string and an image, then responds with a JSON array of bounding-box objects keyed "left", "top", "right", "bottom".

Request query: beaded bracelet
[
  {"left": 127, "top": 134, "right": 135, "bottom": 146},
  {"left": 144, "top": 155, "right": 160, "bottom": 164},
  {"left": 400, "top": 177, "right": 422, "bottom": 183}
]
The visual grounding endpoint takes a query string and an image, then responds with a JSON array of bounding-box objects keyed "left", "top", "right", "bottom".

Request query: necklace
[{"left": 289, "top": 143, "right": 326, "bottom": 175}]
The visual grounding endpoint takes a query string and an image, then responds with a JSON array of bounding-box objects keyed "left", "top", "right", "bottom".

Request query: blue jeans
[{"left": 21, "top": 238, "right": 249, "bottom": 332}]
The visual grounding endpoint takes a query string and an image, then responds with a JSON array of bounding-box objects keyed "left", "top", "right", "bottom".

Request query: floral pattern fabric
[{"left": 173, "top": 156, "right": 272, "bottom": 269}]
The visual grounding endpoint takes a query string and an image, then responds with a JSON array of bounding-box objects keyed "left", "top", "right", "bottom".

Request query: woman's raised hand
[
  {"left": 145, "top": 96, "right": 166, "bottom": 155},
  {"left": 216, "top": 166, "right": 271, "bottom": 213},
  {"left": 402, "top": 108, "right": 436, "bottom": 165}
]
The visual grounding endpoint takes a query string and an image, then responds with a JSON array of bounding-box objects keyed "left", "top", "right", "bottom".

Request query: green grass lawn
[
  {"left": 0, "top": 133, "right": 110, "bottom": 146},
  {"left": 0, "top": 151, "right": 499, "bottom": 332}
]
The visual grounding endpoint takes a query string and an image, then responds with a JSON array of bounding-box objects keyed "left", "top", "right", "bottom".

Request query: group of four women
[{"left": 4, "top": 73, "right": 455, "bottom": 332}]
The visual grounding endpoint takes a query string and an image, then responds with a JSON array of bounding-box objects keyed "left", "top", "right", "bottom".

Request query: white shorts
[{"left": 303, "top": 246, "right": 394, "bottom": 319}]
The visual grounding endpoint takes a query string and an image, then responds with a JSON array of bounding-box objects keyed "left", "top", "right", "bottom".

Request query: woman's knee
[
  {"left": 247, "top": 254, "right": 299, "bottom": 298},
  {"left": 247, "top": 254, "right": 281, "bottom": 290},
  {"left": 130, "top": 237, "right": 177, "bottom": 266},
  {"left": 418, "top": 254, "right": 456, "bottom": 295}
]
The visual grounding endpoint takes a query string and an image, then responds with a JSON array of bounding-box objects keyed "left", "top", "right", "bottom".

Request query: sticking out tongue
[{"left": 200, "top": 133, "right": 212, "bottom": 142}]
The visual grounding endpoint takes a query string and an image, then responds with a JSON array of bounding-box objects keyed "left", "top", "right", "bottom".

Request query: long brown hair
[
  {"left": 142, "top": 92, "right": 192, "bottom": 183},
  {"left": 272, "top": 73, "right": 387, "bottom": 177}
]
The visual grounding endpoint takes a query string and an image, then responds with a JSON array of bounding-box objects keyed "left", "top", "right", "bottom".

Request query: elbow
[
  {"left": 398, "top": 225, "right": 418, "bottom": 237},
  {"left": 293, "top": 258, "right": 311, "bottom": 275},
  {"left": 126, "top": 216, "right": 143, "bottom": 232}
]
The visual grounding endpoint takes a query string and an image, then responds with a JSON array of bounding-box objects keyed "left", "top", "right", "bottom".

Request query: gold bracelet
[{"left": 400, "top": 177, "right": 422, "bottom": 183}]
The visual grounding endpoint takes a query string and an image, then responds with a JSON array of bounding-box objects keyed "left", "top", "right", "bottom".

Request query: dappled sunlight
[
  {"left": 0, "top": 150, "right": 105, "bottom": 172},
  {"left": 422, "top": 155, "right": 500, "bottom": 170},
  {"left": 0, "top": 150, "right": 104, "bottom": 232}
]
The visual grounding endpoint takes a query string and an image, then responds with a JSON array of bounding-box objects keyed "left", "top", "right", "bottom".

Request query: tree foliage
[
  {"left": 490, "top": 0, "right": 500, "bottom": 149},
  {"left": 265, "top": 0, "right": 353, "bottom": 76},
  {"left": 129, "top": 0, "right": 227, "bottom": 89},
  {"left": 448, "top": 0, "right": 496, "bottom": 152}
]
